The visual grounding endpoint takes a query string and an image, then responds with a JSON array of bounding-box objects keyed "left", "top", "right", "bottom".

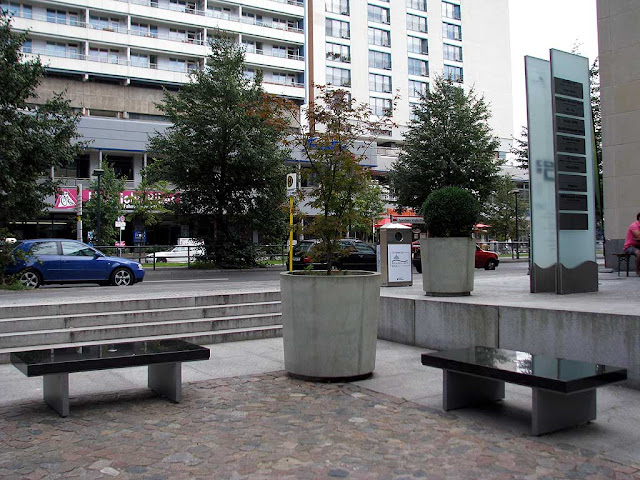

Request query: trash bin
[{"left": 379, "top": 223, "right": 413, "bottom": 287}]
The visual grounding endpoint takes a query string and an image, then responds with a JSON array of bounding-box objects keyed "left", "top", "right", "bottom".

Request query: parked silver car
[{"left": 145, "top": 245, "right": 205, "bottom": 263}]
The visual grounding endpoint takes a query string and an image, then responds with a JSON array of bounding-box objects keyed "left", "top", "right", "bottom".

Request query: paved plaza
[
  {"left": 1, "top": 338, "right": 639, "bottom": 479},
  {"left": 1, "top": 263, "right": 640, "bottom": 479}
]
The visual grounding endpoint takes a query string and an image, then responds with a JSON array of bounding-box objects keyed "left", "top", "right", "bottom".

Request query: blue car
[{"left": 4, "top": 239, "right": 145, "bottom": 288}]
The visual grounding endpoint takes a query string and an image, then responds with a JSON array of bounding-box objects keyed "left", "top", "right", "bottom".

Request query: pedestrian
[{"left": 623, "top": 212, "right": 640, "bottom": 276}]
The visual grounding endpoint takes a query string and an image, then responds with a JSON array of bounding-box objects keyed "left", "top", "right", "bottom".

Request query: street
[{"left": 0, "top": 261, "right": 530, "bottom": 306}]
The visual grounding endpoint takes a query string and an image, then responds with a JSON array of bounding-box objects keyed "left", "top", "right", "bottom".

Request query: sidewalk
[{"left": 1, "top": 337, "right": 639, "bottom": 479}]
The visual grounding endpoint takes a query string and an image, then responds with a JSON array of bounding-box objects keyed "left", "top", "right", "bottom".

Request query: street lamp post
[
  {"left": 509, "top": 188, "right": 521, "bottom": 259},
  {"left": 93, "top": 168, "right": 104, "bottom": 246}
]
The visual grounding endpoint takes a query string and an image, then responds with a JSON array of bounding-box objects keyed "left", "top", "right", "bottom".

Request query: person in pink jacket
[{"left": 623, "top": 212, "right": 640, "bottom": 276}]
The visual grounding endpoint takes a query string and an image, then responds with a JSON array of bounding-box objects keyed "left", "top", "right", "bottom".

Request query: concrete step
[
  {"left": 0, "top": 312, "right": 283, "bottom": 349},
  {"left": 0, "top": 324, "right": 283, "bottom": 363},
  {"left": 0, "top": 291, "right": 281, "bottom": 319},
  {"left": 0, "top": 301, "right": 282, "bottom": 333}
]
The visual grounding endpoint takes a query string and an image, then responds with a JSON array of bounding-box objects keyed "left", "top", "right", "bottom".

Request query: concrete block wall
[
  {"left": 32, "top": 77, "right": 167, "bottom": 115},
  {"left": 379, "top": 296, "right": 640, "bottom": 388}
]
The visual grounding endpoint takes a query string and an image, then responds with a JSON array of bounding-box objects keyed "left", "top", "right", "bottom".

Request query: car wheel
[
  {"left": 111, "top": 267, "right": 134, "bottom": 286},
  {"left": 484, "top": 259, "right": 498, "bottom": 270},
  {"left": 19, "top": 269, "right": 42, "bottom": 288}
]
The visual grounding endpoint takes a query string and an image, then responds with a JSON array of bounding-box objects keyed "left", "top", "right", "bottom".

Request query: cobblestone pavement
[{"left": 1, "top": 372, "right": 638, "bottom": 480}]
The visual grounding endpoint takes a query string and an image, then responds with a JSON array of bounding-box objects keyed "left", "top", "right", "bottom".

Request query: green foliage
[
  {"left": 352, "top": 181, "right": 386, "bottom": 240},
  {"left": 126, "top": 171, "right": 171, "bottom": 231},
  {"left": 0, "top": 13, "right": 84, "bottom": 230},
  {"left": 390, "top": 75, "right": 501, "bottom": 210},
  {"left": 148, "top": 35, "right": 289, "bottom": 267},
  {"left": 285, "top": 86, "right": 395, "bottom": 272},
  {"left": 83, "top": 164, "right": 126, "bottom": 246},
  {"left": 422, "top": 187, "right": 479, "bottom": 237},
  {"left": 481, "top": 175, "right": 529, "bottom": 241},
  {"left": 511, "top": 126, "right": 529, "bottom": 170}
]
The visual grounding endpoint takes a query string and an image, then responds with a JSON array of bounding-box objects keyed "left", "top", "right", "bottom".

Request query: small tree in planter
[
  {"left": 286, "top": 86, "right": 395, "bottom": 273},
  {"left": 420, "top": 187, "right": 479, "bottom": 296},
  {"left": 279, "top": 86, "right": 395, "bottom": 381}
]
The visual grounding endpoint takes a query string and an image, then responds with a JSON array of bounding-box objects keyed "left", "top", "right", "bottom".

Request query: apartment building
[{"left": 4, "top": 0, "right": 512, "bottom": 240}]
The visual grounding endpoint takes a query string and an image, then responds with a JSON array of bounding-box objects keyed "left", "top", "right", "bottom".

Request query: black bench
[
  {"left": 422, "top": 346, "right": 627, "bottom": 435},
  {"left": 10, "top": 339, "right": 210, "bottom": 417},
  {"left": 614, "top": 252, "right": 632, "bottom": 277}
]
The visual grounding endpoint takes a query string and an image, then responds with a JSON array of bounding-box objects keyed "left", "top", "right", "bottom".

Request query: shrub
[{"left": 422, "top": 187, "right": 479, "bottom": 237}]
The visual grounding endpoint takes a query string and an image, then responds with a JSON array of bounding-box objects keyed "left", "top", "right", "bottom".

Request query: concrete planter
[
  {"left": 421, "top": 237, "right": 475, "bottom": 296},
  {"left": 280, "top": 271, "right": 381, "bottom": 381}
]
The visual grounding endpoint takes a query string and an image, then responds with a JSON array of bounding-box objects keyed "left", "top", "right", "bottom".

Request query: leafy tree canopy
[
  {"left": 480, "top": 175, "right": 529, "bottom": 242},
  {"left": 285, "top": 86, "right": 395, "bottom": 272},
  {"left": 83, "top": 163, "right": 126, "bottom": 246},
  {"left": 0, "top": 13, "right": 83, "bottom": 230},
  {"left": 148, "top": 34, "right": 290, "bottom": 267},
  {"left": 389, "top": 76, "right": 501, "bottom": 210}
]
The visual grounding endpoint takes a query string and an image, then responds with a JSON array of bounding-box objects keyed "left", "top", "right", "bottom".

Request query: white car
[{"left": 146, "top": 246, "right": 205, "bottom": 263}]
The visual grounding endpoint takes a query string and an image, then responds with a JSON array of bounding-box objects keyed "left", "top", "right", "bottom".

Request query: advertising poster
[{"left": 387, "top": 244, "right": 412, "bottom": 283}]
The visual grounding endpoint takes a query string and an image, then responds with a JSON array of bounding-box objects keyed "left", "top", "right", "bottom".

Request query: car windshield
[{"left": 293, "top": 242, "right": 315, "bottom": 254}]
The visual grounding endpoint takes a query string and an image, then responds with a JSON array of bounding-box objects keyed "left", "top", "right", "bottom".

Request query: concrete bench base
[{"left": 443, "top": 370, "right": 597, "bottom": 435}]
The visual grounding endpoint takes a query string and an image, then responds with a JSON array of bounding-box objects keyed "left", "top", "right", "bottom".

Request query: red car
[{"left": 411, "top": 241, "right": 499, "bottom": 272}]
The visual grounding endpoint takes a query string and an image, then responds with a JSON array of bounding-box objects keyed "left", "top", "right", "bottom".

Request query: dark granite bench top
[
  {"left": 422, "top": 346, "right": 627, "bottom": 394},
  {"left": 11, "top": 339, "right": 210, "bottom": 377}
]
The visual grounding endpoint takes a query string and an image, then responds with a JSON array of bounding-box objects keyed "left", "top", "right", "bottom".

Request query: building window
[
  {"left": 107, "top": 156, "right": 134, "bottom": 181},
  {"left": 407, "top": 36, "right": 428, "bottom": 54},
  {"left": 22, "top": 38, "right": 32, "bottom": 53},
  {"left": 406, "top": 14, "right": 427, "bottom": 33},
  {"left": 326, "top": 18, "right": 350, "bottom": 39},
  {"left": 443, "top": 43, "right": 463, "bottom": 62},
  {"left": 90, "top": 47, "right": 120, "bottom": 63},
  {"left": 48, "top": 9, "right": 78, "bottom": 26},
  {"left": 406, "top": 0, "right": 427, "bottom": 11},
  {"left": 408, "top": 58, "right": 428, "bottom": 77},
  {"left": 369, "top": 73, "right": 392, "bottom": 93},
  {"left": 47, "top": 42, "right": 80, "bottom": 59},
  {"left": 131, "top": 22, "right": 158, "bottom": 37},
  {"left": 326, "top": 42, "right": 350, "bottom": 62},
  {"left": 442, "top": 1, "right": 461, "bottom": 20},
  {"left": 56, "top": 154, "right": 90, "bottom": 178},
  {"left": 408, "top": 80, "right": 428, "bottom": 98},
  {"left": 130, "top": 53, "right": 149, "bottom": 68},
  {"left": 409, "top": 102, "right": 420, "bottom": 121},
  {"left": 89, "top": 15, "right": 119, "bottom": 31},
  {"left": 326, "top": 66, "right": 351, "bottom": 87},
  {"left": 242, "top": 41, "right": 262, "bottom": 54},
  {"left": 443, "top": 23, "right": 462, "bottom": 41},
  {"left": 169, "top": 0, "right": 197, "bottom": 13},
  {"left": 370, "top": 97, "right": 392, "bottom": 117},
  {"left": 271, "top": 71, "right": 297, "bottom": 85},
  {"left": 369, "top": 50, "right": 391, "bottom": 70},
  {"left": 367, "top": 5, "right": 390, "bottom": 24},
  {"left": 272, "top": 45, "right": 287, "bottom": 58},
  {"left": 444, "top": 65, "right": 463, "bottom": 82},
  {"left": 1, "top": 2, "right": 31, "bottom": 18},
  {"left": 326, "top": 0, "right": 349, "bottom": 15},
  {"left": 368, "top": 27, "right": 391, "bottom": 47}
]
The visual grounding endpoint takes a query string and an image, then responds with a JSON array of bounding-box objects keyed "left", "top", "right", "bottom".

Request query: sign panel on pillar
[
  {"left": 526, "top": 56, "right": 557, "bottom": 292},
  {"left": 550, "top": 49, "right": 598, "bottom": 294}
]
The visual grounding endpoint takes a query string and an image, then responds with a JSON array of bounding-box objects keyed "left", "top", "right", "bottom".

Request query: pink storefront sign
[{"left": 54, "top": 188, "right": 179, "bottom": 210}]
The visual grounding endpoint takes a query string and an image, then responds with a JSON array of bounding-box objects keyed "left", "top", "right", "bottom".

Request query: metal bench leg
[
  {"left": 43, "top": 373, "right": 69, "bottom": 417},
  {"left": 443, "top": 370, "right": 505, "bottom": 411},
  {"left": 531, "top": 388, "right": 596, "bottom": 435},
  {"left": 148, "top": 362, "right": 182, "bottom": 403}
]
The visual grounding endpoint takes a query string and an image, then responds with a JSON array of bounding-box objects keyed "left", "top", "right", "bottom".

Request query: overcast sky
[{"left": 509, "top": 0, "right": 599, "bottom": 141}]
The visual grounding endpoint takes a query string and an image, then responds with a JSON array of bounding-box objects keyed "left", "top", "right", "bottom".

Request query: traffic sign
[{"left": 286, "top": 173, "right": 297, "bottom": 196}]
